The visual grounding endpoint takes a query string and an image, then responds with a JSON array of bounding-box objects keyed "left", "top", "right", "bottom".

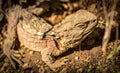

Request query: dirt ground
[{"left": 0, "top": 0, "right": 120, "bottom": 73}]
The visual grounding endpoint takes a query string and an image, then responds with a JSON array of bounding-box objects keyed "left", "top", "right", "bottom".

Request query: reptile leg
[
  {"left": 41, "top": 48, "right": 67, "bottom": 71},
  {"left": 41, "top": 48, "right": 54, "bottom": 65},
  {"left": 40, "top": 39, "right": 68, "bottom": 71}
]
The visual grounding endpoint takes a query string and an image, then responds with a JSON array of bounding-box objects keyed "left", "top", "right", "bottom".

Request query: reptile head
[
  {"left": 75, "top": 10, "right": 97, "bottom": 38},
  {"left": 57, "top": 10, "right": 98, "bottom": 50},
  {"left": 59, "top": 10, "right": 97, "bottom": 32}
]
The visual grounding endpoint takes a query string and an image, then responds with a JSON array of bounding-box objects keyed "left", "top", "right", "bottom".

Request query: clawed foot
[
  {"left": 12, "top": 50, "right": 23, "bottom": 66},
  {"left": 41, "top": 48, "right": 68, "bottom": 71},
  {"left": 47, "top": 57, "right": 68, "bottom": 71}
]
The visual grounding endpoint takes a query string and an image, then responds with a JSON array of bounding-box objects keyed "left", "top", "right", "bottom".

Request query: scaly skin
[{"left": 17, "top": 9, "right": 97, "bottom": 70}]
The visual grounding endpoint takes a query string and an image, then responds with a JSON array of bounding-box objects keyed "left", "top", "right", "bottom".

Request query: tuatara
[{"left": 17, "top": 9, "right": 97, "bottom": 70}]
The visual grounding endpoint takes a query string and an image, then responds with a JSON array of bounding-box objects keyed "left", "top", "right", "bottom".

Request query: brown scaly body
[{"left": 17, "top": 9, "right": 97, "bottom": 70}]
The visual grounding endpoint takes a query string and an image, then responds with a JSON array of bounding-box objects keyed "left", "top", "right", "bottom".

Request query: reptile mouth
[
  {"left": 81, "top": 20, "right": 97, "bottom": 38},
  {"left": 85, "top": 20, "right": 97, "bottom": 32}
]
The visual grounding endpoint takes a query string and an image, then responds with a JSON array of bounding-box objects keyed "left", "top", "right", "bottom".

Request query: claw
[
  {"left": 48, "top": 57, "right": 68, "bottom": 71},
  {"left": 11, "top": 54, "right": 23, "bottom": 66}
]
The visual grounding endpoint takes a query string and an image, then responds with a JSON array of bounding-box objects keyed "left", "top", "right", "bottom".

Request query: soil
[{"left": 0, "top": 0, "right": 120, "bottom": 73}]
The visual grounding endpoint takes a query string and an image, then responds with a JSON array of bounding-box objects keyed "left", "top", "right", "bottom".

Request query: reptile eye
[
  {"left": 90, "top": 20, "right": 96, "bottom": 23},
  {"left": 76, "top": 23, "right": 87, "bottom": 28},
  {"left": 84, "top": 21, "right": 90, "bottom": 25}
]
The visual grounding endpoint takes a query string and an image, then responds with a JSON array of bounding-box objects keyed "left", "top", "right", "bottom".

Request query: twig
[
  {"left": 102, "top": 0, "right": 117, "bottom": 55},
  {"left": 2, "top": 5, "right": 21, "bottom": 68}
]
